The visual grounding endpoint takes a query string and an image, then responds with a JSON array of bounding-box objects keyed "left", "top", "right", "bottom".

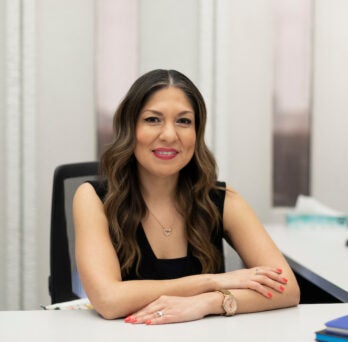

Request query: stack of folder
[{"left": 315, "top": 315, "right": 348, "bottom": 342}]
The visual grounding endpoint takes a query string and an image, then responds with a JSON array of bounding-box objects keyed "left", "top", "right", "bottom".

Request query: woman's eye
[
  {"left": 144, "top": 116, "right": 160, "bottom": 123},
  {"left": 177, "top": 118, "right": 192, "bottom": 125}
]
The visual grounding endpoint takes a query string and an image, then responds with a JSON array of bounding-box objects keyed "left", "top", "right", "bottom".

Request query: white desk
[
  {"left": 1, "top": 304, "right": 348, "bottom": 342},
  {"left": 266, "top": 224, "right": 348, "bottom": 302}
]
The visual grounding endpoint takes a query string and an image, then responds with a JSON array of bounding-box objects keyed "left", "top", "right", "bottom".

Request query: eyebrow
[{"left": 141, "top": 109, "right": 194, "bottom": 116}]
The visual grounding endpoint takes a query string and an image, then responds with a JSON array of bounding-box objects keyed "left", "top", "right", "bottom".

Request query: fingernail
[
  {"left": 282, "top": 277, "right": 288, "bottom": 283},
  {"left": 124, "top": 316, "right": 132, "bottom": 323},
  {"left": 276, "top": 268, "right": 282, "bottom": 273},
  {"left": 267, "top": 292, "right": 273, "bottom": 298},
  {"left": 279, "top": 285, "right": 285, "bottom": 292},
  {"left": 145, "top": 320, "right": 152, "bottom": 325}
]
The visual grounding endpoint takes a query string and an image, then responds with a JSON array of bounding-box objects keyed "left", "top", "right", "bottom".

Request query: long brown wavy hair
[{"left": 100, "top": 69, "right": 222, "bottom": 277}]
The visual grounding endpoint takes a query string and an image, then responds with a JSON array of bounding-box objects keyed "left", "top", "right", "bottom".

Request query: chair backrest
[{"left": 49, "top": 162, "right": 99, "bottom": 304}]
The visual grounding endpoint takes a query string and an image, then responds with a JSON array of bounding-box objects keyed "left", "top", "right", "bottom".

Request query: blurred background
[{"left": 0, "top": 0, "right": 347, "bottom": 310}]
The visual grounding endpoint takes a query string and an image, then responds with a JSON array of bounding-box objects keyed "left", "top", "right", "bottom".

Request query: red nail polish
[
  {"left": 279, "top": 285, "right": 285, "bottom": 292},
  {"left": 145, "top": 320, "right": 152, "bottom": 325},
  {"left": 124, "top": 316, "right": 132, "bottom": 323},
  {"left": 276, "top": 268, "right": 282, "bottom": 274},
  {"left": 267, "top": 292, "right": 273, "bottom": 298},
  {"left": 282, "top": 277, "right": 288, "bottom": 283}
]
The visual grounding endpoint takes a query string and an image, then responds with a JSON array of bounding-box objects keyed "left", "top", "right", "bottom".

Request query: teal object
[{"left": 286, "top": 214, "right": 348, "bottom": 227}]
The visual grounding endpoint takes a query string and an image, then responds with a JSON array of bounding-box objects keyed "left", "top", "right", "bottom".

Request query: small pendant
[{"left": 163, "top": 227, "right": 172, "bottom": 237}]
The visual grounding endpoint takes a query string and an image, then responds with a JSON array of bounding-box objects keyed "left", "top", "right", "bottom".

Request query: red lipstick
[{"left": 152, "top": 148, "right": 178, "bottom": 160}]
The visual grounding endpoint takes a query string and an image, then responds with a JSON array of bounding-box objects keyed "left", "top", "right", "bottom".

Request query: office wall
[
  {"left": 0, "top": 0, "right": 96, "bottom": 309},
  {"left": 96, "top": 0, "right": 138, "bottom": 154},
  {"left": 0, "top": 0, "right": 6, "bottom": 310},
  {"left": 35, "top": 0, "right": 96, "bottom": 307},
  {"left": 139, "top": 0, "right": 199, "bottom": 82},
  {"left": 311, "top": 0, "right": 348, "bottom": 214},
  {"left": 0, "top": 0, "right": 26, "bottom": 310},
  {"left": 214, "top": 0, "right": 273, "bottom": 222}
]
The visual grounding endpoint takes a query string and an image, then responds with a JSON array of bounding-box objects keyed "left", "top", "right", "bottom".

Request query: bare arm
[
  {"left": 73, "top": 183, "right": 299, "bottom": 321},
  {"left": 131, "top": 187, "right": 299, "bottom": 324},
  {"left": 73, "top": 183, "right": 219, "bottom": 319},
  {"left": 220, "top": 186, "right": 300, "bottom": 313}
]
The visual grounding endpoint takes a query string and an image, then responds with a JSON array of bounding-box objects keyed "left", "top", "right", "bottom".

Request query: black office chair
[{"left": 48, "top": 161, "right": 99, "bottom": 304}]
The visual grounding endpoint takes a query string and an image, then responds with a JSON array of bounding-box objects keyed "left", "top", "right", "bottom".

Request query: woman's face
[{"left": 134, "top": 87, "right": 196, "bottom": 180}]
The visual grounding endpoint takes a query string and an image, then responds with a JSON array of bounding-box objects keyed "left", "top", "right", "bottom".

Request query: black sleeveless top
[{"left": 88, "top": 180, "right": 226, "bottom": 280}]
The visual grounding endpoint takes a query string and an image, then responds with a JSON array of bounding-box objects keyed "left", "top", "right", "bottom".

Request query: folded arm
[
  {"left": 129, "top": 186, "right": 300, "bottom": 324},
  {"left": 220, "top": 186, "right": 300, "bottom": 312},
  {"left": 73, "top": 183, "right": 299, "bottom": 321},
  {"left": 73, "top": 183, "right": 218, "bottom": 319}
]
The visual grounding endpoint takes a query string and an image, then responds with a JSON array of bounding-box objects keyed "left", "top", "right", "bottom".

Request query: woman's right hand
[{"left": 212, "top": 267, "right": 288, "bottom": 298}]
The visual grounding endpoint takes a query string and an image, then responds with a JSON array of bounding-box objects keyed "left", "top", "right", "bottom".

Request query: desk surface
[
  {"left": 1, "top": 304, "right": 348, "bottom": 342},
  {"left": 266, "top": 224, "right": 348, "bottom": 302}
]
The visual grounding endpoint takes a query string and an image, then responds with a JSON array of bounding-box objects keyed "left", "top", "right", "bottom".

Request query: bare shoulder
[
  {"left": 74, "top": 182, "right": 99, "bottom": 198},
  {"left": 74, "top": 182, "right": 103, "bottom": 207},
  {"left": 222, "top": 185, "right": 283, "bottom": 264},
  {"left": 223, "top": 185, "right": 254, "bottom": 213},
  {"left": 73, "top": 182, "right": 108, "bottom": 232},
  {"left": 222, "top": 184, "right": 264, "bottom": 237}
]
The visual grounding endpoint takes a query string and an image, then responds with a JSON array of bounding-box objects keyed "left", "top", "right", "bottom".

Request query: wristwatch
[{"left": 216, "top": 289, "right": 238, "bottom": 316}]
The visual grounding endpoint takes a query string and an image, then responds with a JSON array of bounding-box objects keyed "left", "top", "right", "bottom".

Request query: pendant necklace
[{"left": 148, "top": 209, "right": 174, "bottom": 237}]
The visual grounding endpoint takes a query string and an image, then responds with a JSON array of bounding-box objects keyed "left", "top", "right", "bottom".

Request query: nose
[{"left": 159, "top": 122, "right": 178, "bottom": 142}]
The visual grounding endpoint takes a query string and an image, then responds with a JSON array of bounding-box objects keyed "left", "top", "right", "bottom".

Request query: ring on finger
[{"left": 155, "top": 310, "right": 164, "bottom": 318}]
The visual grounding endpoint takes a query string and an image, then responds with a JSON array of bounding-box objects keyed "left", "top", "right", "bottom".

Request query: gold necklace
[{"left": 148, "top": 209, "right": 174, "bottom": 237}]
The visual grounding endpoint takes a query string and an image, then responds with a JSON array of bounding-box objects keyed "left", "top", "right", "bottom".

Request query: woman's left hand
[{"left": 125, "top": 294, "right": 212, "bottom": 325}]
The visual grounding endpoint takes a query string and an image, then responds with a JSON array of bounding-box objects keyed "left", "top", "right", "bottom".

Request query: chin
[{"left": 151, "top": 167, "right": 182, "bottom": 178}]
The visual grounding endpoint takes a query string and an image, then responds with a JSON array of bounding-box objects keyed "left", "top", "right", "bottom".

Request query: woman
[{"left": 73, "top": 69, "right": 300, "bottom": 324}]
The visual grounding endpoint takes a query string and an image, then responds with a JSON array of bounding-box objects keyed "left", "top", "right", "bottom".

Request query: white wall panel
[
  {"left": 0, "top": 0, "right": 5, "bottom": 309},
  {"left": 214, "top": 0, "right": 274, "bottom": 221},
  {"left": 311, "top": 0, "right": 348, "bottom": 214},
  {"left": 36, "top": 0, "right": 96, "bottom": 307},
  {"left": 198, "top": 0, "right": 216, "bottom": 149},
  {"left": 96, "top": 0, "right": 139, "bottom": 153},
  {"left": 3, "top": 0, "right": 22, "bottom": 310},
  {"left": 139, "top": 0, "right": 199, "bottom": 83}
]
